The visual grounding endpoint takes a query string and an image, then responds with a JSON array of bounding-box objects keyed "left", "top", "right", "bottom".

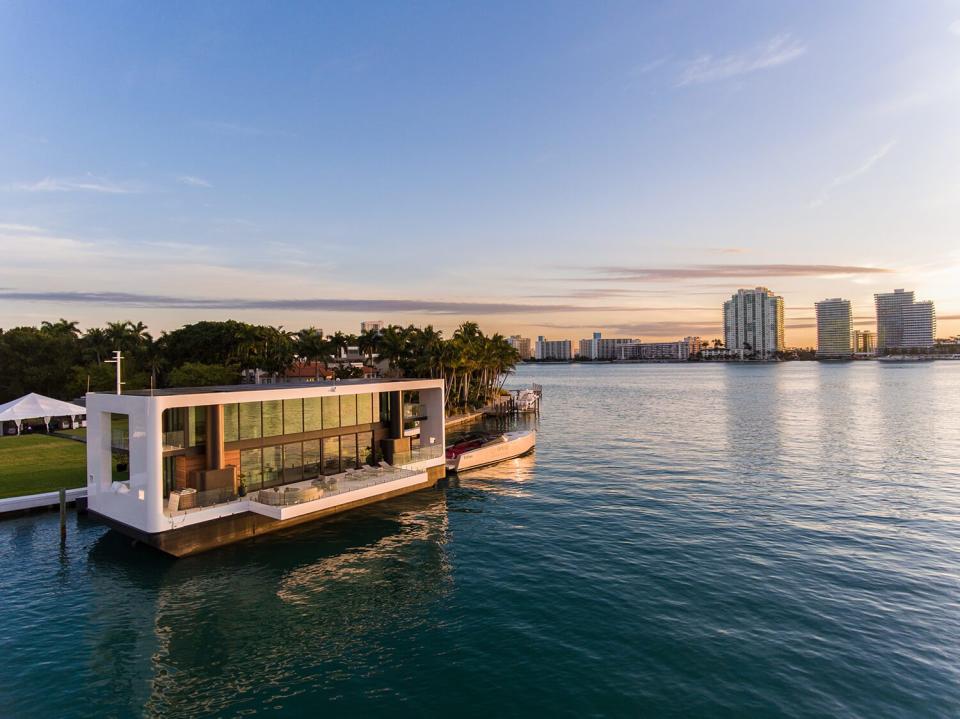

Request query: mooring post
[{"left": 59, "top": 488, "right": 66, "bottom": 543}]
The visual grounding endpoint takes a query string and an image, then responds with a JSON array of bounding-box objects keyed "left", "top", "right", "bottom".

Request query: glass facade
[
  {"left": 322, "top": 396, "right": 340, "bottom": 429},
  {"left": 165, "top": 393, "right": 387, "bottom": 494},
  {"left": 223, "top": 403, "right": 239, "bottom": 442},
  {"left": 214, "top": 393, "right": 380, "bottom": 441},
  {"left": 323, "top": 436, "right": 340, "bottom": 475},
  {"left": 262, "top": 400, "right": 283, "bottom": 437},
  {"left": 304, "top": 397, "right": 322, "bottom": 431}
]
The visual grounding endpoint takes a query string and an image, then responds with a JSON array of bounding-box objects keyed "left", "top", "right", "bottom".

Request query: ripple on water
[{"left": 2, "top": 363, "right": 960, "bottom": 717}]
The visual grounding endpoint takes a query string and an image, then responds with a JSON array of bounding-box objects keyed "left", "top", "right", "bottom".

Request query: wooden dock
[{"left": 0, "top": 487, "right": 87, "bottom": 517}]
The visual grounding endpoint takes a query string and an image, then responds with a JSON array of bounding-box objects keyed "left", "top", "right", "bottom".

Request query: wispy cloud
[
  {"left": 5, "top": 174, "right": 141, "bottom": 194},
  {"left": 949, "top": 20, "right": 960, "bottom": 37},
  {"left": 177, "top": 175, "right": 212, "bottom": 188},
  {"left": 630, "top": 56, "right": 670, "bottom": 77},
  {"left": 0, "top": 223, "right": 43, "bottom": 233},
  {"left": 0, "top": 290, "right": 640, "bottom": 315},
  {"left": 810, "top": 140, "right": 897, "bottom": 207},
  {"left": 576, "top": 263, "right": 891, "bottom": 282},
  {"left": 677, "top": 33, "right": 806, "bottom": 86}
]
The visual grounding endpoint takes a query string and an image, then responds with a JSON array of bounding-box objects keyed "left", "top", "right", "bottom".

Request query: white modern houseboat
[{"left": 86, "top": 378, "right": 446, "bottom": 556}]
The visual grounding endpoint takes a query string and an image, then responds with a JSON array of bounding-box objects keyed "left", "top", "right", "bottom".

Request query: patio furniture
[{"left": 257, "top": 488, "right": 282, "bottom": 506}]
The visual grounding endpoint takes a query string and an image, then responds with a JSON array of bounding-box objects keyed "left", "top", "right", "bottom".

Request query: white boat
[
  {"left": 445, "top": 430, "right": 536, "bottom": 472},
  {"left": 515, "top": 389, "right": 539, "bottom": 412}
]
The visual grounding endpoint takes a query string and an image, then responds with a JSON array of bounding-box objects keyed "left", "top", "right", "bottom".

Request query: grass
[{"left": 0, "top": 434, "right": 87, "bottom": 499}]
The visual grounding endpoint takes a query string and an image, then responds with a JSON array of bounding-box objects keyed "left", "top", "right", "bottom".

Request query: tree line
[{"left": 0, "top": 319, "right": 519, "bottom": 413}]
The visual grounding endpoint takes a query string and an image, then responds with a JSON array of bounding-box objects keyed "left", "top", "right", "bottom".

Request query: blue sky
[{"left": 1, "top": 1, "right": 959, "bottom": 344}]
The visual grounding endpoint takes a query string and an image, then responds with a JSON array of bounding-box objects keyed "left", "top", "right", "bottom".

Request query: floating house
[{"left": 85, "top": 379, "right": 445, "bottom": 556}]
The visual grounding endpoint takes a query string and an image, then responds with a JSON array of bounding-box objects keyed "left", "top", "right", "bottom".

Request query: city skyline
[{"left": 2, "top": 2, "right": 959, "bottom": 344}]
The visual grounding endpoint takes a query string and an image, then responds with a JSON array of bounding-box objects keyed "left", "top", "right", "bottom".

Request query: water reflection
[
  {"left": 85, "top": 490, "right": 452, "bottom": 718},
  {"left": 722, "top": 364, "right": 789, "bottom": 480}
]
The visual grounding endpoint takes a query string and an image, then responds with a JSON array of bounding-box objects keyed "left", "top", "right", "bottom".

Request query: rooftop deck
[{"left": 107, "top": 377, "right": 431, "bottom": 398}]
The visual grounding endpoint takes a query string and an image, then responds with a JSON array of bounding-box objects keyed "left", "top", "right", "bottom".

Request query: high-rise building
[
  {"left": 578, "top": 332, "right": 637, "bottom": 359},
  {"left": 360, "top": 320, "right": 384, "bottom": 334},
  {"left": 902, "top": 301, "right": 936, "bottom": 349},
  {"left": 535, "top": 336, "right": 572, "bottom": 361},
  {"left": 723, "top": 287, "right": 785, "bottom": 359},
  {"left": 815, "top": 298, "right": 853, "bottom": 358},
  {"left": 852, "top": 330, "right": 876, "bottom": 354},
  {"left": 874, "top": 289, "right": 914, "bottom": 350},
  {"left": 874, "top": 289, "right": 936, "bottom": 350},
  {"left": 508, "top": 335, "right": 533, "bottom": 360},
  {"left": 616, "top": 341, "right": 690, "bottom": 361}
]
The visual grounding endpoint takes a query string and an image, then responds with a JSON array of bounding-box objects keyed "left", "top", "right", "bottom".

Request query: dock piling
[{"left": 59, "top": 488, "right": 66, "bottom": 543}]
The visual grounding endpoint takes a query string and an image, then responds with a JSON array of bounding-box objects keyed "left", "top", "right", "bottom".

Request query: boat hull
[{"left": 446, "top": 431, "right": 536, "bottom": 472}]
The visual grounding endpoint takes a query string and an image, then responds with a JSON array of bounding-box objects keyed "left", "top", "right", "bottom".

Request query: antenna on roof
[{"left": 104, "top": 351, "right": 125, "bottom": 395}]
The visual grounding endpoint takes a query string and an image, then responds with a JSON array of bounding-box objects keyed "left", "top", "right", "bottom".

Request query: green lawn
[{"left": 0, "top": 434, "right": 87, "bottom": 499}]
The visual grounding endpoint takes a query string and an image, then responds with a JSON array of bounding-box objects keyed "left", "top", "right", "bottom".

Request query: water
[{"left": 3, "top": 362, "right": 960, "bottom": 718}]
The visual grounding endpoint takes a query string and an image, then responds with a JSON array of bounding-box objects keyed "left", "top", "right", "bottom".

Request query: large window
[
  {"left": 359, "top": 431, "right": 375, "bottom": 465},
  {"left": 304, "top": 398, "right": 322, "bottom": 431},
  {"left": 223, "top": 403, "right": 239, "bottom": 442},
  {"left": 340, "top": 394, "right": 357, "bottom": 427},
  {"left": 262, "top": 400, "right": 283, "bottom": 437},
  {"left": 239, "top": 402, "right": 262, "bottom": 440},
  {"left": 283, "top": 442, "right": 303, "bottom": 483},
  {"left": 322, "top": 396, "right": 340, "bottom": 429},
  {"left": 322, "top": 436, "right": 340, "bottom": 475},
  {"left": 240, "top": 448, "right": 263, "bottom": 491},
  {"left": 236, "top": 432, "right": 378, "bottom": 489},
  {"left": 188, "top": 406, "right": 207, "bottom": 448},
  {"left": 303, "top": 439, "right": 321, "bottom": 479},
  {"left": 357, "top": 393, "right": 373, "bottom": 425},
  {"left": 341, "top": 434, "right": 358, "bottom": 470},
  {"left": 284, "top": 399, "right": 303, "bottom": 434},
  {"left": 262, "top": 445, "right": 283, "bottom": 488}
]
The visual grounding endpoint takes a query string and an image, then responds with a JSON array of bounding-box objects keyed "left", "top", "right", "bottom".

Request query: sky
[{"left": 1, "top": 1, "right": 959, "bottom": 346}]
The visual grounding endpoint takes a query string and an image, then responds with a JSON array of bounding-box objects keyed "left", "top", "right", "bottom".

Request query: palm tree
[
  {"left": 41, "top": 318, "right": 81, "bottom": 337},
  {"left": 327, "top": 331, "right": 350, "bottom": 360},
  {"left": 378, "top": 325, "right": 410, "bottom": 376},
  {"left": 357, "top": 328, "right": 381, "bottom": 367},
  {"left": 297, "top": 327, "right": 333, "bottom": 380},
  {"left": 81, "top": 327, "right": 111, "bottom": 363}
]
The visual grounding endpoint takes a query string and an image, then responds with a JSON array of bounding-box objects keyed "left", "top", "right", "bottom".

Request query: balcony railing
[
  {"left": 252, "top": 465, "right": 420, "bottom": 507},
  {"left": 162, "top": 430, "right": 185, "bottom": 450},
  {"left": 393, "top": 444, "right": 444, "bottom": 467},
  {"left": 403, "top": 403, "right": 428, "bottom": 420}
]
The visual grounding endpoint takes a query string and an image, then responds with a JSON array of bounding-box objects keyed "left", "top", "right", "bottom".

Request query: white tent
[{"left": 0, "top": 393, "right": 86, "bottom": 434}]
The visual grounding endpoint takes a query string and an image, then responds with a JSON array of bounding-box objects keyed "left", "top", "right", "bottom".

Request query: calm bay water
[{"left": 2, "top": 362, "right": 960, "bottom": 718}]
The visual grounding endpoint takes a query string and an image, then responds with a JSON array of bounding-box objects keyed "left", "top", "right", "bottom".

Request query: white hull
[{"left": 446, "top": 430, "right": 536, "bottom": 472}]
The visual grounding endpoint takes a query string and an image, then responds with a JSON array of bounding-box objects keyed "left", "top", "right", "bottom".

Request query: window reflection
[
  {"left": 323, "top": 436, "right": 340, "bottom": 475},
  {"left": 340, "top": 394, "right": 357, "bottom": 426},
  {"left": 304, "top": 398, "right": 322, "bottom": 431},
  {"left": 322, "top": 396, "right": 340, "bottom": 429},
  {"left": 303, "top": 439, "right": 321, "bottom": 479},
  {"left": 239, "top": 402, "right": 261, "bottom": 440},
  {"left": 262, "top": 445, "right": 283, "bottom": 487},
  {"left": 240, "top": 448, "right": 263, "bottom": 491},
  {"left": 341, "top": 434, "right": 358, "bottom": 470},
  {"left": 283, "top": 399, "right": 303, "bottom": 434},
  {"left": 262, "top": 400, "right": 283, "bottom": 437},
  {"left": 283, "top": 442, "right": 303, "bottom": 483},
  {"left": 223, "top": 403, "right": 239, "bottom": 442}
]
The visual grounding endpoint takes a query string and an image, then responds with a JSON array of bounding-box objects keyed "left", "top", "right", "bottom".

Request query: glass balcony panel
[
  {"left": 403, "top": 403, "right": 428, "bottom": 420},
  {"left": 162, "top": 430, "right": 185, "bottom": 450},
  {"left": 393, "top": 444, "right": 444, "bottom": 467}
]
